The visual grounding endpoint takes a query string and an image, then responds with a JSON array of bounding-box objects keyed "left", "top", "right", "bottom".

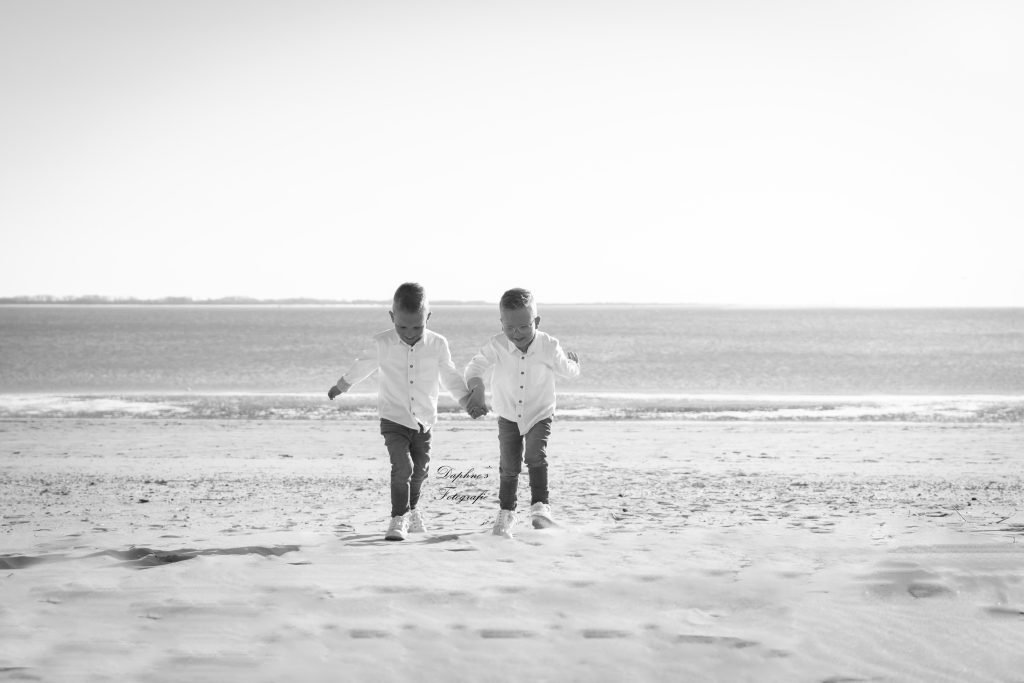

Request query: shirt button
[{"left": 410, "top": 380, "right": 414, "bottom": 384}]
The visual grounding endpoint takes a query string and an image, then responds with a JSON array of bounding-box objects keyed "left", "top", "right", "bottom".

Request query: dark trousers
[
  {"left": 497, "top": 416, "right": 552, "bottom": 511},
  {"left": 380, "top": 418, "right": 431, "bottom": 518}
]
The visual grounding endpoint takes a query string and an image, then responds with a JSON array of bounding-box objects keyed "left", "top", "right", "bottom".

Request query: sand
[{"left": 1, "top": 417, "right": 1023, "bottom": 682}]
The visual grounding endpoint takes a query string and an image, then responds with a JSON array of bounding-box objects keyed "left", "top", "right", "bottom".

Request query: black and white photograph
[{"left": 2, "top": 1, "right": 1022, "bottom": 681}]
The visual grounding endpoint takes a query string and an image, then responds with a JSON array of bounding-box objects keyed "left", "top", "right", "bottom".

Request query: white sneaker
[
  {"left": 492, "top": 509, "right": 517, "bottom": 538},
  {"left": 530, "top": 502, "right": 555, "bottom": 529},
  {"left": 408, "top": 509, "right": 427, "bottom": 533},
  {"left": 385, "top": 515, "right": 408, "bottom": 541}
]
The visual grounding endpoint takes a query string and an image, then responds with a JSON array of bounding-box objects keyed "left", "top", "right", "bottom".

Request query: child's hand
[
  {"left": 466, "top": 397, "right": 488, "bottom": 419},
  {"left": 328, "top": 378, "right": 351, "bottom": 400},
  {"left": 465, "top": 385, "right": 488, "bottom": 419},
  {"left": 567, "top": 351, "right": 580, "bottom": 366}
]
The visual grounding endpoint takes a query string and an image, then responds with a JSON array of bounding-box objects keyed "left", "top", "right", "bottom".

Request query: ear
[
  {"left": 389, "top": 311, "right": 395, "bottom": 323},
  {"left": 534, "top": 316, "right": 541, "bottom": 329},
  {"left": 426, "top": 311, "right": 432, "bottom": 322}
]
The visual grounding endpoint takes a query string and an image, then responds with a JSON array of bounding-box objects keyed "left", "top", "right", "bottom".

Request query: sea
[{"left": 1, "top": 305, "right": 1022, "bottom": 422}]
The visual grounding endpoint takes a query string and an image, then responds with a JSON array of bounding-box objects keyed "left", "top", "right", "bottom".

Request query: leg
[
  {"left": 407, "top": 425, "right": 432, "bottom": 511},
  {"left": 497, "top": 417, "right": 524, "bottom": 511},
  {"left": 380, "top": 419, "right": 414, "bottom": 518},
  {"left": 523, "top": 418, "right": 552, "bottom": 505}
]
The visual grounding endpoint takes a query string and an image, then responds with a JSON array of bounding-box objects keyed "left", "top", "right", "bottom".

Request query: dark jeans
[
  {"left": 380, "top": 418, "right": 432, "bottom": 518},
  {"left": 497, "top": 416, "right": 552, "bottom": 511}
]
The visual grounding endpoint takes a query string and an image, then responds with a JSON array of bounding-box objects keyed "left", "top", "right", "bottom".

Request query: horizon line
[{"left": 0, "top": 295, "right": 1021, "bottom": 309}]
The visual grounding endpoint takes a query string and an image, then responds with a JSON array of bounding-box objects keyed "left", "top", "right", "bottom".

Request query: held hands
[{"left": 465, "top": 384, "right": 489, "bottom": 419}]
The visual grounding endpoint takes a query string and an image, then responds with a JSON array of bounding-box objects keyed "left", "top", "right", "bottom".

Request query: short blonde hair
[
  {"left": 499, "top": 288, "right": 535, "bottom": 314},
  {"left": 393, "top": 282, "right": 427, "bottom": 313}
]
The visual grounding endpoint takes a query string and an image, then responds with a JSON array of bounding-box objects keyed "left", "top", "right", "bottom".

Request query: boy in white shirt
[
  {"left": 328, "top": 283, "right": 485, "bottom": 541},
  {"left": 464, "top": 288, "right": 581, "bottom": 537}
]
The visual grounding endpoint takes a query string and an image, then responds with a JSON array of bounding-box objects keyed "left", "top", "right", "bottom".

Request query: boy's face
[
  {"left": 500, "top": 306, "right": 540, "bottom": 352},
  {"left": 390, "top": 307, "right": 430, "bottom": 346}
]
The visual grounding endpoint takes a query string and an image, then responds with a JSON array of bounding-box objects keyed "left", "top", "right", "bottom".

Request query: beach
[
  {"left": 2, "top": 417, "right": 1022, "bottom": 682},
  {"left": 4, "top": 0, "right": 1024, "bottom": 677}
]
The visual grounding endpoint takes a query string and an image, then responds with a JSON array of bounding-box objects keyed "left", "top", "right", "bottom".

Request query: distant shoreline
[
  {"left": 0, "top": 296, "right": 485, "bottom": 306},
  {"left": 0, "top": 296, "right": 723, "bottom": 307},
  {"left": 0, "top": 297, "right": 1020, "bottom": 309}
]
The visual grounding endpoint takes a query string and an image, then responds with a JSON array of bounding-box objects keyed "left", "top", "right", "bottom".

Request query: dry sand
[{"left": 2, "top": 417, "right": 1023, "bottom": 682}]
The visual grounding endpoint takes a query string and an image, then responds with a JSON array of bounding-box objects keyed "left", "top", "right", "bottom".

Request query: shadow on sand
[{"left": 0, "top": 545, "right": 300, "bottom": 570}]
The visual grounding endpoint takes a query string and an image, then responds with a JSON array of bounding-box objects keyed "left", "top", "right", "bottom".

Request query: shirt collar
[
  {"left": 396, "top": 330, "right": 427, "bottom": 349},
  {"left": 506, "top": 337, "right": 536, "bottom": 355}
]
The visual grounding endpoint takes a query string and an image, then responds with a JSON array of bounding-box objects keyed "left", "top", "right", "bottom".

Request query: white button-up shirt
[
  {"left": 464, "top": 330, "right": 580, "bottom": 434},
  {"left": 341, "top": 329, "right": 470, "bottom": 431}
]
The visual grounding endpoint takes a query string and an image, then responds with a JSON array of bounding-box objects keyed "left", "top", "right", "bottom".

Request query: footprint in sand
[
  {"left": 367, "top": 585, "right": 417, "bottom": 594},
  {"left": 635, "top": 574, "right": 667, "bottom": 583},
  {"left": 581, "top": 629, "right": 632, "bottom": 639},
  {"left": 982, "top": 606, "right": 1024, "bottom": 618},
  {"left": 479, "top": 629, "right": 537, "bottom": 639},
  {"left": 906, "top": 582, "right": 954, "bottom": 598},
  {"left": 349, "top": 629, "right": 391, "bottom": 639},
  {"left": 858, "top": 563, "right": 955, "bottom": 599},
  {"left": 675, "top": 634, "right": 759, "bottom": 649}
]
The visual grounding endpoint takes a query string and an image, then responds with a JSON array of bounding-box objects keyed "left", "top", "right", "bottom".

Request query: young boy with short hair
[
  {"left": 328, "top": 283, "right": 485, "bottom": 541},
  {"left": 464, "top": 288, "right": 581, "bottom": 538}
]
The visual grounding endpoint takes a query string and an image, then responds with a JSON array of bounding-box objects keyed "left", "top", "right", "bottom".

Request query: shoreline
[
  {"left": 4, "top": 300, "right": 1023, "bottom": 309},
  {"left": 2, "top": 392, "right": 1023, "bottom": 423}
]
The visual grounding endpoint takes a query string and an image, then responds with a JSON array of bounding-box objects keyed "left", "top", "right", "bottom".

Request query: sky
[{"left": 1, "top": 0, "right": 1022, "bottom": 306}]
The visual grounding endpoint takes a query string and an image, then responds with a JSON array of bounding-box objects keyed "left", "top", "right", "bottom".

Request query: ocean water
[{"left": 1, "top": 305, "right": 1022, "bottom": 422}]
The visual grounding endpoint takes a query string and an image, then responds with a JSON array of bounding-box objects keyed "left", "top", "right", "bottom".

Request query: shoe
[
  {"left": 385, "top": 515, "right": 408, "bottom": 541},
  {"left": 408, "top": 509, "right": 427, "bottom": 533},
  {"left": 530, "top": 502, "right": 555, "bottom": 529},
  {"left": 492, "top": 509, "right": 517, "bottom": 538}
]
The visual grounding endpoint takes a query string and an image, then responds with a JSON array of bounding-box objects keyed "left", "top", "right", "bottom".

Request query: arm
[
  {"left": 464, "top": 342, "right": 496, "bottom": 387},
  {"left": 437, "top": 339, "right": 471, "bottom": 408},
  {"left": 464, "top": 342, "right": 496, "bottom": 417},
  {"left": 327, "top": 351, "right": 379, "bottom": 400},
  {"left": 465, "top": 377, "right": 488, "bottom": 418},
  {"left": 552, "top": 341, "right": 581, "bottom": 380}
]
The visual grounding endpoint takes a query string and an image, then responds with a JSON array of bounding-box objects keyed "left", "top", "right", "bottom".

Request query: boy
[
  {"left": 328, "top": 283, "right": 485, "bottom": 541},
  {"left": 464, "top": 288, "right": 581, "bottom": 538}
]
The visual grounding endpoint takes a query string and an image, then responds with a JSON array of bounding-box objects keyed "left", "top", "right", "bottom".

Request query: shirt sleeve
[
  {"left": 464, "top": 339, "right": 497, "bottom": 384},
  {"left": 550, "top": 338, "right": 581, "bottom": 380},
  {"left": 438, "top": 338, "right": 471, "bottom": 406},
  {"left": 340, "top": 341, "right": 380, "bottom": 386}
]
